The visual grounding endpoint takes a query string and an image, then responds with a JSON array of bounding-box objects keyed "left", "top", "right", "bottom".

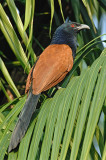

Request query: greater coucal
[{"left": 8, "top": 19, "right": 90, "bottom": 152}]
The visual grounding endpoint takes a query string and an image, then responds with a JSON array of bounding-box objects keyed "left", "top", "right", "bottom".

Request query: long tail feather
[{"left": 8, "top": 92, "right": 40, "bottom": 152}]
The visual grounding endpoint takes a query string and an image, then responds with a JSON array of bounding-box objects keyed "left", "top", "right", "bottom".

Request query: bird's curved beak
[{"left": 77, "top": 24, "right": 90, "bottom": 31}]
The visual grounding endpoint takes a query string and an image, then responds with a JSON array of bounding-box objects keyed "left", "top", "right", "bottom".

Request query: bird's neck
[{"left": 50, "top": 30, "right": 77, "bottom": 59}]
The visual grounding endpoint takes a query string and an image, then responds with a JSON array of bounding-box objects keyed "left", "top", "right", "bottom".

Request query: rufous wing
[{"left": 26, "top": 44, "right": 73, "bottom": 95}]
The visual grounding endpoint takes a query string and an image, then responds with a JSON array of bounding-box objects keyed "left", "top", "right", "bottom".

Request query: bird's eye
[{"left": 71, "top": 24, "right": 75, "bottom": 27}]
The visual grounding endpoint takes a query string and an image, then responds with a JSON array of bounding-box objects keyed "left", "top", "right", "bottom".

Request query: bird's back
[{"left": 25, "top": 44, "right": 73, "bottom": 95}]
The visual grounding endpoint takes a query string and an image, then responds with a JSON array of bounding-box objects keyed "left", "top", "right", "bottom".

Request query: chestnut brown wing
[{"left": 26, "top": 44, "right": 73, "bottom": 95}]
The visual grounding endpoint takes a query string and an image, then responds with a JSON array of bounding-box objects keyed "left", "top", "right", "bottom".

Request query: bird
[{"left": 8, "top": 19, "right": 90, "bottom": 152}]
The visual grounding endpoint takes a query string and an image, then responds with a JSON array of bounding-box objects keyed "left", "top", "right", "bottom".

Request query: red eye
[{"left": 71, "top": 24, "right": 75, "bottom": 27}]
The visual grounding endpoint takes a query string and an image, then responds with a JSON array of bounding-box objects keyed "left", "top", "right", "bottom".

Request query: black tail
[{"left": 8, "top": 91, "right": 40, "bottom": 152}]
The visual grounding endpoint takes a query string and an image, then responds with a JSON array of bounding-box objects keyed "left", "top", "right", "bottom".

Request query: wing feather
[{"left": 26, "top": 44, "right": 73, "bottom": 95}]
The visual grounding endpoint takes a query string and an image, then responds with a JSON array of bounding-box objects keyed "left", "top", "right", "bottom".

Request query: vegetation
[{"left": 0, "top": 0, "right": 106, "bottom": 160}]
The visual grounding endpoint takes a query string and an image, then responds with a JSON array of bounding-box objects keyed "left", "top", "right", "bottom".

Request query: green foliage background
[{"left": 0, "top": 0, "right": 106, "bottom": 160}]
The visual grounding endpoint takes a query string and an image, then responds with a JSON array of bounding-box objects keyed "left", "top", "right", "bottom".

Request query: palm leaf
[
  {"left": 0, "top": 96, "right": 26, "bottom": 160},
  {"left": 0, "top": 58, "right": 20, "bottom": 97},
  {"left": 8, "top": 152, "right": 18, "bottom": 160},
  {"left": 6, "top": 0, "right": 36, "bottom": 62},
  {"left": 5, "top": 49, "right": 105, "bottom": 159},
  {"left": 0, "top": 4, "right": 31, "bottom": 73},
  {"left": 102, "top": 142, "right": 106, "bottom": 160}
]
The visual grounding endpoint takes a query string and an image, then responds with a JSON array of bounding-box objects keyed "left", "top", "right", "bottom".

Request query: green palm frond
[
  {"left": 0, "top": 49, "right": 105, "bottom": 160},
  {"left": 0, "top": 4, "right": 31, "bottom": 74},
  {"left": 6, "top": 0, "right": 36, "bottom": 63},
  {"left": 0, "top": 58, "right": 20, "bottom": 97}
]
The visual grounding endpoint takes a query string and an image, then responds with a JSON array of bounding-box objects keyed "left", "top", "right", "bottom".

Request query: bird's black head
[{"left": 51, "top": 20, "right": 90, "bottom": 59}]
